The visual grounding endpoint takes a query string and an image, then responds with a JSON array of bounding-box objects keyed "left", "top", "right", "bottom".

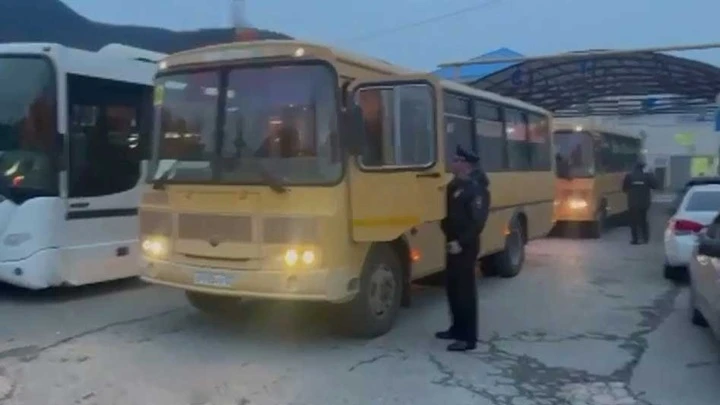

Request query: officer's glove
[{"left": 447, "top": 241, "right": 462, "bottom": 254}]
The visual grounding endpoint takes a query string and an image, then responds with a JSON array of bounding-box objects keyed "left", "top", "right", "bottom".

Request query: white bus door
[{"left": 61, "top": 74, "right": 150, "bottom": 285}]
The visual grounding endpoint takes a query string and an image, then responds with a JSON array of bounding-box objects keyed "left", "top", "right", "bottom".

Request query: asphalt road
[{"left": 1, "top": 206, "right": 719, "bottom": 405}]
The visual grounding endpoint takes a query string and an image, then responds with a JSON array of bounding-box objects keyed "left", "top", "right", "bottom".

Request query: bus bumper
[
  {"left": 554, "top": 205, "right": 595, "bottom": 222},
  {"left": 0, "top": 248, "right": 60, "bottom": 289},
  {"left": 141, "top": 260, "right": 358, "bottom": 303}
]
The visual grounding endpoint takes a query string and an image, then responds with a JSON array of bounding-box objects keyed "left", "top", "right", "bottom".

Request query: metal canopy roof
[{"left": 466, "top": 51, "right": 720, "bottom": 117}]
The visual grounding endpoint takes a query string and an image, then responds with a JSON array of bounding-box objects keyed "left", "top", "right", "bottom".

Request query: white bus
[{"left": 0, "top": 42, "right": 164, "bottom": 289}]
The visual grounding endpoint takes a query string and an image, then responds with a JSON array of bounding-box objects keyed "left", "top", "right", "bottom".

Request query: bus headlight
[
  {"left": 567, "top": 198, "right": 588, "bottom": 210},
  {"left": 3, "top": 232, "right": 31, "bottom": 246},
  {"left": 141, "top": 236, "right": 168, "bottom": 259},
  {"left": 283, "top": 248, "right": 317, "bottom": 267}
]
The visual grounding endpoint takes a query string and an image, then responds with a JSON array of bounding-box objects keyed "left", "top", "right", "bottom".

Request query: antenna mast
[{"left": 232, "top": 0, "right": 258, "bottom": 41}]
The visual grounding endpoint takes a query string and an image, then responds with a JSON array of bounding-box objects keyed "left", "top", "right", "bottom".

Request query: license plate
[{"left": 193, "top": 271, "right": 235, "bottom": 288}]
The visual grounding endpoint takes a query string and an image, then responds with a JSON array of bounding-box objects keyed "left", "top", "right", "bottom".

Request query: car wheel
[
  {"left": 663, "top": 262, "right": 687, "bottom": 282},
  {"left": 689, "top": 287, "right": 709, "bottom": 328}
]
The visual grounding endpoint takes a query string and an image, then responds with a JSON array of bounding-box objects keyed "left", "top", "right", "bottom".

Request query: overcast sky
[{"left": 63, "top": 0, "right": 720, "bottom": 70}]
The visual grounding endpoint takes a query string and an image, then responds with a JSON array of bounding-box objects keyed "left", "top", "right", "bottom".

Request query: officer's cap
[{"left": 455, "top": 145, "right": 479, "bottom": 164}]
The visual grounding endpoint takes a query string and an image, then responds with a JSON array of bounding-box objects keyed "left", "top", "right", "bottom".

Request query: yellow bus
[
  {"left": 553, "top": 122, "right": 643, "bottom": 238},
  {"left": 139, "top": 40, "right": 555, "bottom": 338}
]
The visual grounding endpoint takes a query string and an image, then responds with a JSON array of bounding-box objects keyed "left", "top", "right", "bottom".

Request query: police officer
[
  {"left": 437, "top": 146, "right": 491, "bottom": 352},
  {"left": 622, "top": 161, "right": 657, "bottom": 244}
]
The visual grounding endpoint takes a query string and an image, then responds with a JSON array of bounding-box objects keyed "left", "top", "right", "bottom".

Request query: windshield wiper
[
  {"left": 258, "top": 164, "right": 288, "bottom": 194},
  {"left": 152, "top": 160, "right": 184, "bottom": 190}
]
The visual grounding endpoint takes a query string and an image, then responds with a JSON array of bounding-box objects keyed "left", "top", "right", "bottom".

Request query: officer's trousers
[
  {"left": 445, "top": 243, "right": 479, "bottom": 343},
  {"left": 629, "top": 206, "right": 649, "bottom": 243}
]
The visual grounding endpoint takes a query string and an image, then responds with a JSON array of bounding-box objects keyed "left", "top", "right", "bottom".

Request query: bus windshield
[
  {"left": 0, "top": 56, "right": 58, "bottom": 203},
  {"left": 553, "top": 130, "right": 595, "bottom": 178},
  {"left": 151, "top": 63, "right": 341, "bottom": 186}
]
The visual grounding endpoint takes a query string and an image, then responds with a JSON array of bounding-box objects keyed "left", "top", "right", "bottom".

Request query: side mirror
[{"left": 340, "top": 105, "right": 364, "bottom": 156}]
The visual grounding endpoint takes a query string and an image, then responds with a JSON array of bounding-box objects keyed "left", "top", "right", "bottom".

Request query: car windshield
[
  {"left": 684, "top": 190, "right": 720, "bottom": 211},
  {"left": 0, "top": 56, "right": 58, "bottom": 203},
  {"left": 151, "top": 63, "right": 341, "bottom": 186},
  {"left": 553, "top": 130, "right": 595, "bottom": 178}
]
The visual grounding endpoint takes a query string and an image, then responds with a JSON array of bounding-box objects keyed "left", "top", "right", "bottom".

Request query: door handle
[
  {"left": 70, "top": 202, "right": 89, "bottom": 208},
  {"left": 416, "top": 172, "right": 441, "bottom": 178}
]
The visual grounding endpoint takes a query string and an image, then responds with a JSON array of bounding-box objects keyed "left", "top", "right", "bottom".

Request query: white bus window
[
  {"left": 67, "top": 74, "right": 147, "bottom": 198},
  {"left": 0, "top": 56, "right": 58, "bottom": 203},
  {"left": 504, "top": 108, "right": 530, "bottom": 171},
  {"left": 358, "top": 84, "right": 435, "bottom": 169}
]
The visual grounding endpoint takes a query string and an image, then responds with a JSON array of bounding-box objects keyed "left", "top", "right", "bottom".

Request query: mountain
[{"left": 0, "top": 0, "right": 291, "bottom": 54}]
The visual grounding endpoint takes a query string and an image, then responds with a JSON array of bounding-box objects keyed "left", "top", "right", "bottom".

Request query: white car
[
  {"left": 688, "top": 216, "right": 720, "bottom": 340},
  {"left": 664, "top": 184, "right": 720, "bottom": 280}
]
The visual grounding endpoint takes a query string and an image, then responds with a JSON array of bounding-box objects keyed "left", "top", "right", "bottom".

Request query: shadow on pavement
[{"left": 0, "top": 277, "right": 149, "bottom": 304}]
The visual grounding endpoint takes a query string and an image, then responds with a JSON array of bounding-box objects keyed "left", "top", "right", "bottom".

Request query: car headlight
[
  {"left": 3, "top": 232, "right": 31, "bottom": 247},
  {"left": 141, "top": 236, "right": 168, "bottom": 258},
  {"left": 567, "top": 198, "right": 588, "bottom": 210},
  {"left": 283, "top": 248, "right": 317, "bottom": 267}
]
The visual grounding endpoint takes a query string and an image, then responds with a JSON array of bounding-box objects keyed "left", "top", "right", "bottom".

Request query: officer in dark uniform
[
  {"left": 437, "top": 145, "right": 491, "bottom": 352},
  {"left": 622, "top": 160, "right": 657, "bottom": 244}
]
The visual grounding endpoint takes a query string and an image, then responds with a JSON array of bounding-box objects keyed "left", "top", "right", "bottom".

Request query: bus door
[
  {"left": 348, "top": 76, "right": 446, "bottom": 277},
  {"left": 62, "top": 74, "right": 151, "bottom": 284}
]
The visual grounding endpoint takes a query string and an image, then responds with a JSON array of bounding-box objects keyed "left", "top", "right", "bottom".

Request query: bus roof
[
  {"left": 161, "top": 40, "right": 551, "bottom": 116},
  {"left": 553, "top": 120, "right": 641, "bottom": 139},
  {"left": 438, "top": 79, "right": 551, "bottom": 116},
  {"left": 0, "top": 42, "right": 165, "bottom": 85}
]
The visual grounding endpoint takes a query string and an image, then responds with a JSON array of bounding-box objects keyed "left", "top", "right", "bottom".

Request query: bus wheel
[
  {"left": 494, "top": 219, "right": 525, "bottom": 278},
  {"left": 588, "top": 208, "right": 607, "bottom": 239},
  {"left": 339, "top": 245, "right": 402, "bottom": 338},
  {"left": 185, "top": 291, "right": 242, "bottom": 315}
]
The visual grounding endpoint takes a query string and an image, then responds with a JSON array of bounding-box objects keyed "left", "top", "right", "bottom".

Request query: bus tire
[
  {"left": 185, "top": 291, "right": 241, "bottom": 315},
  {"left": 339, "top": 244, "right": 403, "bottom": 339},
  {"left": 479, "top": 257, "right": 498, "bottom": 277},
  {"left": 494, "top": 218, "right": 525, "bottom": 278},
  {"left": 588, "top": 207, "right": 607, "bottom": 239}
]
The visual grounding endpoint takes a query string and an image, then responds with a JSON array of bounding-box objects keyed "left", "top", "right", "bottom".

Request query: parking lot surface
[{"left": 1, "top": 207, "right": 718, "bottom": 405}]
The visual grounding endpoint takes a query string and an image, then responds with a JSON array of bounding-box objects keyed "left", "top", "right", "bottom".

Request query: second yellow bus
[{"left": 553, "top": 122, "right": 643, "bottom": 238}]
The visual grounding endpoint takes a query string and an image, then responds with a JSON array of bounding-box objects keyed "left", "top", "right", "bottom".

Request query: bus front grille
[{"left": 177, "top": 213, "right": 253, "bottom": 243}]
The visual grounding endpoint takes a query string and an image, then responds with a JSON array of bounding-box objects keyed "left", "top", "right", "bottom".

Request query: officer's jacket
[
  {"left": 441, "top": 174, "right": 491, "bottom": 247},
  {"left": 622, "top": 169, "right": 657, "bottom": 210}
]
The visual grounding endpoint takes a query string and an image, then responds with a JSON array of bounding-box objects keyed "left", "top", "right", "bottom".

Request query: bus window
[
  {"left": 474, "top": 101, "right": 504, "bottom": 172},
  {"left": 504, "top": 108, "right": 530, "bottom": 170},
  {"left": 67, "top": 74, "right": 146, "bottom": 198},
  {"left": 357, "top": 88, "right": 392, "bottom": 166},
  {"left": 0, "top": 56, "right": 58, "bottom": 203},
  {"left": 527, "top": 113, "right": 551, "bottom": 171},
  {"left": 357, "top": 84, "right": 434, "bottom": 169},
  {"left": 443, "top": 93, "right": 472, "bottom": 172},
  {"left": 553, "top": 130, "right": 595, "bottom": 178}
]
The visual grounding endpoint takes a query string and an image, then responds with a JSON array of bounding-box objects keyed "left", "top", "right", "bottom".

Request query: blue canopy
[{"left": 433, "top": 47, "right": 523, "bottom": 82}]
